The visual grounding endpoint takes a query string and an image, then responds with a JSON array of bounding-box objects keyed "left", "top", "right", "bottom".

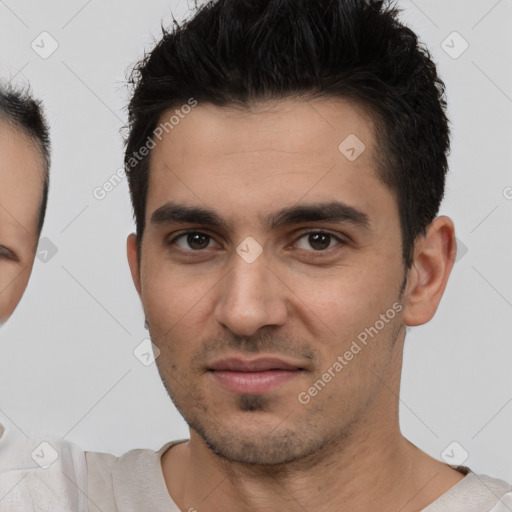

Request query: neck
[
  {"left": 161, "top": 416, "right": 464, "bottom": 512},
  {"left": 161, "top": 336, "right": 464, "bottom": 511}
]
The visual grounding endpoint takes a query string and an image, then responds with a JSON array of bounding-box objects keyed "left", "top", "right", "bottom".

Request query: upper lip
[{"left": 209, "top": 357, "right": 303, "bottom": 372}]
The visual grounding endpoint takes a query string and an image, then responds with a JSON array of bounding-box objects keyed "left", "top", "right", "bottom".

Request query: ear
[
  {"left": 402, "top": 216, "right": 457, "bottom": 327},
  {"left": 127, "top": 233, "right": 142, "bottom": 297}
]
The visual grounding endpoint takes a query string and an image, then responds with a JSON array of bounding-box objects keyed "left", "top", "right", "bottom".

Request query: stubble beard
[
  {"left": 155, "top": 354, "right": 355, "bottom": 469},
  {"left": 151, "top": 283, "right": 406, "bottom": 469}
]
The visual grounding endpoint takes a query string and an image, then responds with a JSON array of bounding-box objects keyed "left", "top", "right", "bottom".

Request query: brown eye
[
  {"left": 171, "top": 232, "right": 219, "bottom": 251},
  {"left": 308, "top": 233, "right": 332, "bottom": 251},
  {"left": 185, "top": 233, "right": 210, "bottom": 250},
  {"left": 293, "top": 231, "right": 343, "bottom": 252}
]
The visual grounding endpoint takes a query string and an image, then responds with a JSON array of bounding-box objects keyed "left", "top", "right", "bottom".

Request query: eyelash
[{"left": 167, "top": 230, "right": 346, "bottom": 256}]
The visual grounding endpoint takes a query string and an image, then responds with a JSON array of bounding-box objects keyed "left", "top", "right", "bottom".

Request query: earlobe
[
  {"left": 127, "top": 233, "right": 142, "bottom": 296},
  {"left": 402, "top": 216, "right": 457, "bottom": 327}
]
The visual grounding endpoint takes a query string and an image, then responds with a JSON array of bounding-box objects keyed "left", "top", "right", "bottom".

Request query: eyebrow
[{"left": 151, "top": 201, "right": 370, "bottom": 231}]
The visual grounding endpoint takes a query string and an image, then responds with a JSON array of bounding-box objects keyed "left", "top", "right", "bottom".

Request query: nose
[{"left": 214, "top": 250, "right": 288, "bottom": 337}]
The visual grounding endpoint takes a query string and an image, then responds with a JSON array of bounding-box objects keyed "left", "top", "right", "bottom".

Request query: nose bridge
[{"left": 215, "top": 249, "right": 287, "bottom": 336}]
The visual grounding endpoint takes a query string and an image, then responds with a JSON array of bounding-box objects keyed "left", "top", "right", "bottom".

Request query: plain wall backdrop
[{"left": 0, "top": 0, "right": 511, "bottom": 482}]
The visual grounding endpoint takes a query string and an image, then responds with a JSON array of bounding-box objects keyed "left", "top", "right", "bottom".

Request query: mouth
[{"left": 208, "top": 357, "right": 305, "bottom": 394}]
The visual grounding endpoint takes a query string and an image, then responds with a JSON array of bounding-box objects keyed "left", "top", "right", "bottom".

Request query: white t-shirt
[{"left": 1, "top": 426, "right": 512, "bottom": 511}]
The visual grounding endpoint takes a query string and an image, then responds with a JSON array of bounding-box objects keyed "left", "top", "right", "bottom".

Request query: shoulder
[
  {"left": 85, "top": 438, "right": 185, "bottom": 478},
  {"left": 424, "top": 469, "right": 512, "bottom": 512},
  {"left": 468, "top": 472, "right": 512, "bottom": 511},
  {"left": 0, "top": 425, "right": 88, "bottom": 511},
  {"left": 474, "top": 472, "right": 512, "bottom": 494},
  {"left": 85, "top": 439, "right": 186, "bottom": 512}
]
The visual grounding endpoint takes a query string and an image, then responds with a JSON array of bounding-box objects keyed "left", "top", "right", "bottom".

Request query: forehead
[
  {"left": 145, "top": 97, "right": 396, "bottom": 231},
  {"left": 0, "top": 122, "right": 44, "bottom": 238},
  {"left": 153, "top": 97, "right": 377, "bottom": 166}
]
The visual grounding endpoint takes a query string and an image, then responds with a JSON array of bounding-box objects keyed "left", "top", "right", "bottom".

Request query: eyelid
[
  {"left": 293, "top": 228, "right": 347, "bottom": 241},
  {"left": 0, "top": 245, "right": 18, "bottom": 261}
]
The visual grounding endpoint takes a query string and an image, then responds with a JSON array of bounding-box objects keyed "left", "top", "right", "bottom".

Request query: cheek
[
  {"left": 141, "top": 257, "right": 214, "bottom": 341},
  {"left": 0, "top": 266, "right": 30, "bottom": 321},
  {"left": 289, "top": 263, "right": 402, "bottom": 343}
]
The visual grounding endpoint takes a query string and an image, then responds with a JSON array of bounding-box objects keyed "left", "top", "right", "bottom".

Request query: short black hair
[
  {"left": 125, "top": 0, "right": 450, "bottom": 268},
  {"left": 0, "top": 82, "right": 51, "bottom": 235}
]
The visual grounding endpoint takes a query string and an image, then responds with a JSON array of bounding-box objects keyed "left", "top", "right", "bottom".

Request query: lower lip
[{"left": 210, "top": 370, "right": 301, "bottom": 394}]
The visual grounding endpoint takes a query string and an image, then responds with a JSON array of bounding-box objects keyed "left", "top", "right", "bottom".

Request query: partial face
[
  {"left": 129, "top": 98, "right": 409, "bottom": 464},
  {"left": 0, "top": 122, "right": 44, "bottom": 324}
]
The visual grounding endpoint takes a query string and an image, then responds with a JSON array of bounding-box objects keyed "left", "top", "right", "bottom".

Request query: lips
[
  {"left": 208, "top": 357, "right": 304, "bottom": 394},
  {"left": 209, "top": 357, "right": 302, "bottom": 372}
]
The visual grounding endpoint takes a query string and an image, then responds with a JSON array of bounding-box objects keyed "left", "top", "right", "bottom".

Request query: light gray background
[{"left": 0, "top": 0, "right": 511, "bottom": 481}]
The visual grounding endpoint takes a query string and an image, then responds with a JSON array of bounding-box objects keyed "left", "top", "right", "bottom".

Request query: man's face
[
  {"left": 129, "top": 98, "right": 409, "bottom": 464},
  {"left": 0, "top": 122, "right": 43, "bottom": 324}
]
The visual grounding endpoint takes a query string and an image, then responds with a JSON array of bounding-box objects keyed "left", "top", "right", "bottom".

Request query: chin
[{"left": 190, "top": 414, "right": 328, "bottom": 466}]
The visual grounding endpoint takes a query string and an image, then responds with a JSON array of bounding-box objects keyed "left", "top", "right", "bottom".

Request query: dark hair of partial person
[
  {"left": 124, "top": 0, "right": 450, "bottom": 269},
  {"left": 0, "top": 82, "right": 50, "bottom": 234}
]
